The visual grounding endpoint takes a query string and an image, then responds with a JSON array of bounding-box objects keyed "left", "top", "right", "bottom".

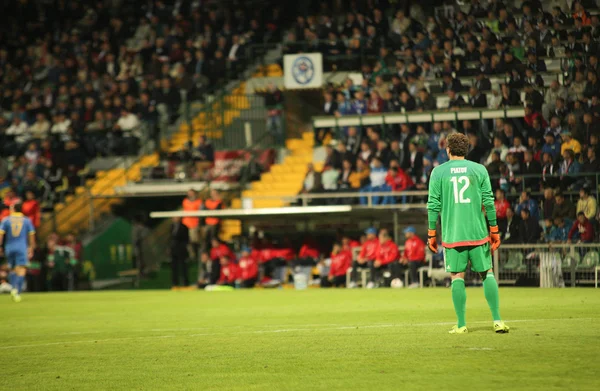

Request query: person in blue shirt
[
  {"left": 541, "top": 133, "right": 561, "bottom": 159},
  {"left": 515, "top": 191, "right": 539, "bottom": 220},
  {"left": 0, "top": 203, "right": 36, "bottom": 302},
  {"left": 546, "top": 217, "right": 569, "bottom": 242},
  {"left": 352, "top": 90, "right": 368, "bottom": 115}
]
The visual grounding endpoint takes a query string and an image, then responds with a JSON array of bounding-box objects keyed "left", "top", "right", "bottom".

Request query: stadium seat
[
  {"left": 577, "top": 251, "right": 600, "bottom": 270},
  {"left": 562, "top": 253, "right": 581, "bottom": 270},
  {"left": 502, "top": 252, "right": 526, "bottom": 272}
]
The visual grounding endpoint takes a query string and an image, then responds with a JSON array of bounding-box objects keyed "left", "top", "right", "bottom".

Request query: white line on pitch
[{"left": 0, "top": 317, "right": 596, "bottom": 350}]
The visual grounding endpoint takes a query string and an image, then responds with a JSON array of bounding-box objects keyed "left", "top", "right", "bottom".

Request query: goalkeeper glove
[
  {"left": 489, "top": 225, "right": 501, "bottom": 252},
  {"left": 427, "top": 229, "right": 438, "bottom": 253}
]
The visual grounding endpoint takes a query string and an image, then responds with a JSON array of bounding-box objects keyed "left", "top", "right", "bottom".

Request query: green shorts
[{"left": 443, "top": 243, "right": 492, "bottom": 273}]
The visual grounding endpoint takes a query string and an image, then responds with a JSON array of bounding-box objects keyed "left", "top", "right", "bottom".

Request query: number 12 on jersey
[{"left": 450, "top": 176, "right": 471, "bottom": 204}]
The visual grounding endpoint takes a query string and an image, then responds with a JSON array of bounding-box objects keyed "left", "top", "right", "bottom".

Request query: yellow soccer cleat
[
  {"left": 449, "top": 325, "right": 468, "bottom": 334},
  {"left": 493, "top": 321, "right": 509, "bottom": 333}
]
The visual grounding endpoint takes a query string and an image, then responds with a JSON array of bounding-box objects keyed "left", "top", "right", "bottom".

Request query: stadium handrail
[{"left": 312, "top": 107, "right": 525, "bottom": 128}]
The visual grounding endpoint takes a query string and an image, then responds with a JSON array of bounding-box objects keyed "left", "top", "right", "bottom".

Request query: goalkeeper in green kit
[{"left": 427, "top": 133, "right": 509, "bottom": 334}]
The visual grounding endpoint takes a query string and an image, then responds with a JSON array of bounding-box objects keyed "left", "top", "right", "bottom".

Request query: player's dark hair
[
  {"left": 446, "top": 133, "right": 470, "bottom": 157},
  {"left": 12, "top": 203, "right": 22, "bottom": 213},
  {"left": 577, "top": 211, "right": 585, "bottom": 217}
]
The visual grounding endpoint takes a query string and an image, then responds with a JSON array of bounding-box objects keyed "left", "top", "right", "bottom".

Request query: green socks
[
  {"left": 451, "top": 278, "right": 467, "bottom": 328},
  {"left": 483, "top": 272, "right": 501, "bottom": 321}
]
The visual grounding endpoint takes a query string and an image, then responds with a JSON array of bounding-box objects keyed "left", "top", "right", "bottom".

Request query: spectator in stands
[
  {"left": 29, "top": 113, "right": 50, "bottom": 140},
  {"left": 360, "top": 157, "right": 387, "bottom": 205},
  {"left": 542, "top": 133, "right": 561, "bottom": 159},
  {"left": 321, "top": 165, "right": 340, "bottom": 193},
  {"left": 321, "top": 242, "right": 351, "bottom": 288},
  {"left": 577, "top": 187, "right": 597, "bottom": 224},
  {"left": 114, "top": 108, "right": 141, "bottom": 155},
  {"left": 324, "top": 144, "right": 342, "bottom": 171},
  {"left": 193, "top": 136, "right": 215, "bottom": 179},
  {"left": 559, "top": 149, "right": 581, "bottom": 189},
  {"left": 582, "top": 146, "right": 600, "bottom": 174},
  {"left": 495, "top": 189, "right": 510, "bottom": 235},
  {"left": 349, "top": 159, "right": 370, "bottom": 191},
  {"left": 568, "top": 212, "right": 595, "bottom": 244},
  {"left": 544, "top": 217, "right": 569, "bottom": 243},
  {"left": 518, "top": 208, "right": 541, "bottom": 244},
  {"left": 516, "top": 191, "right": 540, "bottom": 221},
  {"left": 400, "top": 226, "right": 425, "bottom": 289},
  {"left": 300, "top": 163, "right": 322, "bottom": 200},
  {"left": 560, "top": 132, "right": 582, "bottom": 157},
  {"left": 520, "top": 150, "right": 542, "bottom": 190},
  {"left": 553, "top": 192, "right": 576, "bottom": 224},
  {"left": 170, "top": 216, "right": 190, "bottom": 289},
  {"left": 265, "top": 83, "right": 284, "bottom": 145},
  {"left": 368, "top": 229, "right": 398, "bottom": 289}
]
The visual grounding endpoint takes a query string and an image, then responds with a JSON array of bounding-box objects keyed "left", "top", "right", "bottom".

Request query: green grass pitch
[{"left": 1, "top": 288, "right": 598, "bottom": 391}]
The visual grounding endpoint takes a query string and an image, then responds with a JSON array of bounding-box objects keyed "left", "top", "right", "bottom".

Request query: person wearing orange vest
[
  {"left": 204, "top": 189, "right": 223, "bottom": 250},
  {"left": 182, "top": 189, "right": 203, "bottom": 261}
]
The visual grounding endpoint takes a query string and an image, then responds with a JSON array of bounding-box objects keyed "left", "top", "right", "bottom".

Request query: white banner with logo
[{"left": 283, "top": 53, "right": 323, "bottom": 89}]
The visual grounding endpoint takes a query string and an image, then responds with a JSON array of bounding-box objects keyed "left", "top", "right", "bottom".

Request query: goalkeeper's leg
[
  {"left": 470, "top": 244, "right": 509, "bottom": 333},
  {"left": 445, "top": 247, "right": 468, "bottom": 333},
  {"left": 480, "top": 269, "right": 509, "bottom": 333}
]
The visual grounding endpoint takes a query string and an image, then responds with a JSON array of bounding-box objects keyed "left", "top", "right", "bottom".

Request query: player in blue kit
[{"left": 0, "top": 203, "right": 36, "bottom": 302}]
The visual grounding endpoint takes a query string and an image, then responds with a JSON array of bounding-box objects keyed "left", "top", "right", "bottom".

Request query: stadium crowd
[
  {"left": 291, "top": 0, "right": 600, "bottom": 242},
  {"left": 0, "top": 0, "right": 284, "bottom": 212}
]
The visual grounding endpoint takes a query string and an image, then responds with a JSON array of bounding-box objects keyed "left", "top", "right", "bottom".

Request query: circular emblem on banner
[{"left": 292, "top": 56, "right": 314, "bottom": 85}]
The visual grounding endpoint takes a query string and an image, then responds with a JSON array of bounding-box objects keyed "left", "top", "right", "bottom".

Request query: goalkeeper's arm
[{"left": 481, "top": 172, "right": 501, "bottom": 251}]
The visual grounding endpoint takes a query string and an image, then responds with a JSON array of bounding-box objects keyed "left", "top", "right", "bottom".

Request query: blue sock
[
  {"left": 16, "top": 275, "right": 25, "bottom": 294},
  {"left": 8, "top": 272, "right": 16, "bottom": 290}
]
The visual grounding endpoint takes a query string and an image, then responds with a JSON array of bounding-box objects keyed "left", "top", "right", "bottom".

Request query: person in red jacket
[
  {"left": 401, "top": 226, "right": 426, "bottom": 288},
  {"left": 351, "top": 227, "right": 379, "bottom": 287},
  {"left": 342, "top": 235, "right": 360, "bottom": 252},
  {"left": 368, "top": 228, "right": 399, "bottom": 288},
  {"left": 210, "top": 238, "right": 235, "bottom": 284},
  {"left": 238, "top": 247, "right": 259, "bottom": 288},
  {"left": 524, "top": 105, "right": 547, "bottom": 129},
  {"left": 568, "top": 212, "right": 595, "bottom": 243},
  {"left": 22, "top": 191, "right": 41, "bottom": 228},
  {"left": 494, "top": 189, "right": 510, "bottom": 236},
  {"left": 384, "top": 166, "right": 414, "bottom": 204},
  {"left": 321, "top": 243, "right": 352, "bottom": 288},
  {"left": 217, "top": 256, "right": 240, "bottom": 287}
]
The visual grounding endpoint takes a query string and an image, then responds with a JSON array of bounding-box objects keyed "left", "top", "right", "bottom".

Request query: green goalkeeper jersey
[{"left": 427, "top": 158, "right": 497, "bottom": 248}]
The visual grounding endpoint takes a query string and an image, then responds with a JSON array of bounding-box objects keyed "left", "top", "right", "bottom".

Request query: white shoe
[
  {"left": 347, "top": 282, "right": 357, "bottom": 289},
  {"left": 408, "top": 283, "right": 419, "bottom": 289},
  {"left": 366, "top": 282, "right": 375, "bottom": 289},
  {"left": 10, "top": 289, "right": 21, "bottom": 302}
]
